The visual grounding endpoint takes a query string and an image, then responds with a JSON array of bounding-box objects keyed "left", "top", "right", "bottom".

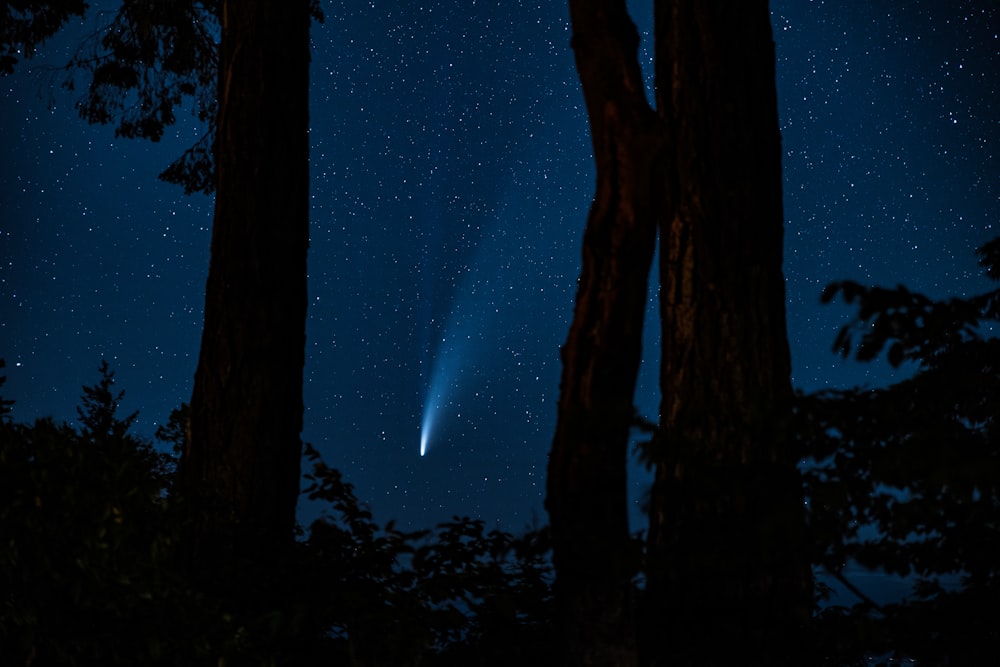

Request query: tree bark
[
  {"left": 546, "top": 1, "right": 661, "bottom": 664},
  {"left": 643, "top": 2, "right": 812, "bottom": 664},
  {"left": 178, "top": 0, "right": 310, "bottom": 570}
]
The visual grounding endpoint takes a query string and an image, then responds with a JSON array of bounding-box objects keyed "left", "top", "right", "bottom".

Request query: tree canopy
[
  {"left": 2, "top": 0, "right": 322, "bottom": 194},
  {"left": 1, "top": 0, "right": 87, "bottom": 74},
  {"left": 798, "top": 235, "right": 1000, "bottom": 664}
]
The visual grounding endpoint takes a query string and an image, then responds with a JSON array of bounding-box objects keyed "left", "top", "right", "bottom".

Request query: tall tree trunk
[
  {"left": 179, "top": 0, "right": 310, "bottom": 570},
  {"left": 643, "top": 2, "right": 812, "bottom": 664},
  {"left": 546, "top": 1, "right": 661, "bottom": 664}
]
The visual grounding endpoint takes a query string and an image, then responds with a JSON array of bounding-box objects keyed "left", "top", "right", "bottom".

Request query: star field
[{"left": 1, "top": 0, "right": 997, "bottom": 532}]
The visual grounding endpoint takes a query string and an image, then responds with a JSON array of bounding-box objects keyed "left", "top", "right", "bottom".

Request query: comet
[
  {"left": 418, "top": 205, "right": 515, "bottom": 458},
  {"left": 418, "top": 320, "right": 464, "bottom": 458},
  {"left": 419, "top": 385, "right": 442, "bottom": 456}
]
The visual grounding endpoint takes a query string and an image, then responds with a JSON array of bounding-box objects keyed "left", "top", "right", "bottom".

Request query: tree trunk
[
  {"left": 179, "top": 0, "right": 310, "bottom": 570},
  {"left": 546, "top": 1, "right": 661, "bottom": 664},
  {"left": 643, "top": 2, "right": 812, "bottom": 664}
]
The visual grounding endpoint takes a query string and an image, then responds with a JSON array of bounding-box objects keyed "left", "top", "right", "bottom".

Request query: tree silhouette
[
  {"left": 546, "top": 0, "right": 658, "bottom": 662},
  {"left": 0, "top": 0, "right": 86, "bottom": 74},
  {"left": 548, "top": 1, "right": 811, "bottom": 663},
  {"left": 0, "top": 363, "right": 184, "bottom": 665},
  {"left": 176, "top": 0, "right": 312, "bottom": 572},
  {"left": 645, "top": 3, "right": 811, "bottom": 664},
  {"left": 799, "top": 235, "right": 1000, "bottom": 664},
  {"left": 9, "top": 0, "right": 321, "bottom": 573}
]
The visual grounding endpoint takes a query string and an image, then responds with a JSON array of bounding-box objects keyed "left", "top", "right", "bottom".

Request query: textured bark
[
  {"left": 179, "top": 0, "right": 310, "bottom": 569},
  {"left": 643, "top": 2, "right": 812, "bottom": 664},
  {"left": 546, "top": 1, "right": 661, "bottom": 664}
]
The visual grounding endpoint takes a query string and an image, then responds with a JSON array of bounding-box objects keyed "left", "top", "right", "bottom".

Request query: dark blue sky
[{"left": 2, "top": 0, "right": 997, "bottom": 534}]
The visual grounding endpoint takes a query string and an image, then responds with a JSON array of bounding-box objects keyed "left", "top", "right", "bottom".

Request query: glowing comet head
[{"left": 420, "top": 430, "right": 428, "bottom": 457}]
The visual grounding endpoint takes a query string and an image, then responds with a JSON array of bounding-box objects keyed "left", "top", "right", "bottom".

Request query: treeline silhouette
[
  {"left": 1, "top": 362, "right": 555, "bottom": 665},
  {"left": 2, "top": 238, "right": 999, "bottom": 665}
]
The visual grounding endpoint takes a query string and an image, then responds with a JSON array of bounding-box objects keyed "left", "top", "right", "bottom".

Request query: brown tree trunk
[
  {"left": 643, "top": 1, "right": 812, "bottom": 664},
  {"left": 546, "top": 1, "right": 661, "bottom": 664},
  {"left": 178, "top": 0, "right": 310, "bottom": 570}
]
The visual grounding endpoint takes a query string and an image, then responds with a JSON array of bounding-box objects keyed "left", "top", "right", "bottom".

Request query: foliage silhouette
[
  {"left": 57, "top": 0, "right": 220, "bottom": 193},
  {"left": 300, "top": 441, "right": 556, "bottom": 665},
  {"left": 0, "top": 360, "right": 14, "bottom": 422},
  {"left": 0, "top": 363, "right": 555, "bottom": 666},
  {"left": 799, "top": 236, "right": 1000, "bottom": 665},
  {"left": 0, "top": 361, "right": 206, "bottom": 665},
  {"left": 0, "top": 0, "right": 87, "bottom": 74},
  {"left": 7, "top": 0, "right": 323, "bottom": 193}
]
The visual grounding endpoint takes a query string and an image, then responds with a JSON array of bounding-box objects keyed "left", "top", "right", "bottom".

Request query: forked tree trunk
[
  {"left": 179, "top": 0, "right": 310, "bottom": 570},
  {"left": 550, "top": 0, "right": 812, "bottom": 664},
  {"left": 644, "top": 2, "right": 812, "bottom": 664},
  {"left": 546, "top": 1, "right": 661, "bottom": 664}
]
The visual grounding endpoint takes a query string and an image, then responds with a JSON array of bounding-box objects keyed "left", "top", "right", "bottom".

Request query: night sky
[{"left": 2, "top": 1, "right": 997, "bottom": 536}]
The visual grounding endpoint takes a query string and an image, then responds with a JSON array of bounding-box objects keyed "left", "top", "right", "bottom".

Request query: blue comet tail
[{"left": 420, "top": 399, "right": 437, "bottom": 456}]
